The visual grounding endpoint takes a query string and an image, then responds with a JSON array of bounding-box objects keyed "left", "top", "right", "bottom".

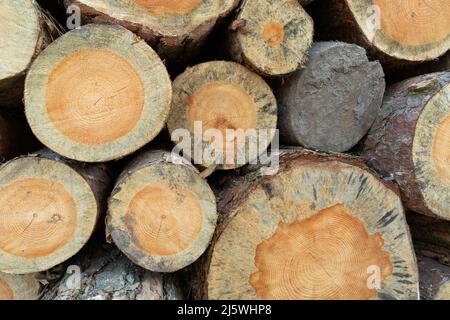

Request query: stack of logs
[{"left": 0, "top": 0, "right": 449, "bottom": 300}]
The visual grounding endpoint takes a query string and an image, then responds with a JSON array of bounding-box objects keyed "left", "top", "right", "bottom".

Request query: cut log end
[
  {"left": 0, "top": 273, "right": 41, "bottom": 300},
  {"left": 168, "top": 61, "right": 277, "bottom": 170},
  {"left": 0, "top": 156, "right": 101, "bottom": 274},
  {"left": 362, "top": 72, "right": 450, "bottom": 220},
  {"left": 108, "top": 150, "right": 217, "bottom": 273},
  {"left": 228, "top": 0, "right": 313, "bottom": 77},
  {"left": 25, "top": 24, "right": 172, "bottom": 162},
  {"left": 277, "top": 42, "right": 385, "bottom": 152},
  {"left": 200, "top": 151, "right": 418, "bottom": 300}
]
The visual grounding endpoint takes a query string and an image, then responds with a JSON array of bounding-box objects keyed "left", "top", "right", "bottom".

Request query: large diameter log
[
  {"left": 193, "top": 149, "right": 419, "bottom": 300},
  {"left": 41, "top": 242, "right": 184, "bottom": 300},
  {"left": 0, "top": 151, "right": 111, "bottom": 274},
  {"left": 418, "top": 255, "right": 450, "bottom": 300},
  {"left": 0, "top": 113, "right": 39, "bottom": 160},
  {"left": 361, "top": 72, "right": 450, "bottom": 220},
  {"left": 167, "top": 61, "right": 277, "bottom": 171},
  {"left": 64, "top": 0, "right": 240, "bottom": 65},
  {"left": 0, "top": 0, "right": 59, "bottom": 109},
  {"left": 277, "top": 42, "right": 385, "bottom": 152},
  {"left": 308, "top": 0, "right": 450, "bottom": 71},
  {"left": 0, "top": 272, "right": 41, "bottom": 300},
  {"left": 107, "top": 150, "right": 217, "bottom": 273},
  {"left": 228, "top": 0, "right": 313, "bottom": 77},
  {"left": 24, "top": 24, "right": 172, "bottom": 162}
]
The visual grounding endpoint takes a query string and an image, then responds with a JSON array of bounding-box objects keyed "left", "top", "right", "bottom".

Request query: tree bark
[
  {"left": 0, "top": 150, "right": 112, "bottom": 274},
  {"left": 41, "top": 240, "right": 185, "bottom": 300},
  {"left": 64, "top": 0, "right": 240, "bottom": 66},
  {"left": 24, "top": 23, "right": 172, "bottom": 162},
  {"left": 228, "top": 0, "right": 313, "bottom": 77},
  {"left": 0, "top": 0, "right": 61, "bottom": 109},
  {"left": 276, "top": 41, "right": 385, "bottom": 152},
  {"left": 361, "top": 72, "right": 450, "bottom": 220},
  {"left": 417, "top": 255, "right": 450, "bottom": 300},
  {"left": 107, "top": 149, "right": 217, "bottom": 273},
  {"left": 308, "top": 0, "right": 450, "bottom": 73},
  {"left": 192, "top": 149, "right": 419, "bottom": 300}
]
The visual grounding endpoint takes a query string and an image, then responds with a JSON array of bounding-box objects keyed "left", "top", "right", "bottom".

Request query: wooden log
[
  {"left": 167, "top": 61, "right": 277, "bottom": 171},
  {"left": 308, "top": 0, "right": 450, "bottom": 71},
  {"left": 107, "top": 150, "right": 217, "bottom": 273},
  {"left": 41, "top": 241, "right": 184, "bottom": 300},
  {"left": 0, "top": 150, "right": 112, "bottom": 274},
  {"left": 228, "top": 0, "right": 313, "bottom": 77},
  {"left": 299, "top": 0, "right": 315, "bottom": 6},
  {"left": 277, "top": 41, "right": 385, "bottom": 152},
  {"left": 361, "top": 72, "right": 450, "bottom": 220},
  {"left": 192, "top": 149, "right": 419, "bottom": 300},
  {"left": 418, "top": 255, "right": 450, "bottom": 300},
  {"left": 24, "top": 23, "right": 172, "bottom": 162},
  {"left": 0, "top": 0, "right": 60, "bottom": 109},
  {"left": 0, "top": 272, "right": 41, "bottom": 300},
  {"left": 64, "top": 0, "right": 240, "bottom": 65},
  {"left": 407, "top": 213, "right": 450, "bottom": 265},
  {"left": 0, "top": 112, "right": 39, "bottom": 160}
]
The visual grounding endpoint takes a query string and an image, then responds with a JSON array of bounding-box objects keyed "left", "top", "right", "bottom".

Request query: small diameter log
[
  {"left": 0, "top": 0, "right": 60, "bottom": 109},
  {"left": 277, "top": 42, "right": 385, "bottom": 152},
  {"left": 0, "top": 113, "right": 38, "bottom": 160},
  {"left": 107, "top": 150, "right": 217, "bottom": 273},
  {"left": 407, "top": 213, "right": 450, "bottom": 265},
  {"left": 41, "top": 242, "right": 184, "bottom": 300},
  {"left": 0, "top": 150, "right": 111, "bottom": 274},
  {"left": 64, "top": 0, "right": 240, "bottom": 65},
  {"left": 24, "top": 24, "right": 172, "bottom": 162},
  {"left": 193, "top": 149, "right": 419, "bottom": 300},
  {"left": 167, "top": 61, "right": 277, "bottom": 171},
  {"left": 228, "top": 0, "right": 313, "bottom": 77},
  {"left": 418, "top": 255, "right": 450, "bottom": 300},
  {"left": 309, "top": 0, "right": 450, "bottom": 71},
  {"left": 0, "top": 272, "right": 41, "bottom": 300},
  {"left": 361, "top": 72, "right": 450, "bottom": 220}
]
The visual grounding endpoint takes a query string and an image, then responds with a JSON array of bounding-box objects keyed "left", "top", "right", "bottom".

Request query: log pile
[{"left": 0, "top": 0, "right": 449, "bottom": 300}]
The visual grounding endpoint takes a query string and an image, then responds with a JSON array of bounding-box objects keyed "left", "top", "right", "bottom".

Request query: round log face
[
  {"left": 0, "top": 0, "right": 39, "bottom": 81},
  {"left": 207, "top": 158, "right": 418, "bottom": 300},
  {"left": 108, "top": 162, "right": 217, "bottom": 272},
  {"left": 25, "top": 24, "right": 172, "bottom": 162},
  {"left": 74, "top": 0, "right": 238, "bottom": 36},
  {"left": 0, "top": 276, "right": 13, "bottom": 300},
  {"left": 168, "top": 61, "right": 277, "bottom": 170},
  {"left": 413, "top": 82, "right": 450, "bottom": 219},
  {"left": 346, "top": 0, "right": 450, "bottom": 61},
  {"left": 231, "top": 0, "right": 313, "bottom": 76},
  {"left": 0, "top": 157, "right": 97, "bottom": 274}
]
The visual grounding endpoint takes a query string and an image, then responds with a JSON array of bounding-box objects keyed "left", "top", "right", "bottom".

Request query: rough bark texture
[
  {"left": 407, "top": 213, "right": 450, "bottom": 266},
  {"left": 0, "top": 0, "right": 61, "bottom": 109},
  {"left": 418, "top": 255, "right": 450, "bottom": 300},
  {"left": 107, "top": 149, "right": 217, "bottom": 273},
  {"left": 277, "top": 41, "right": 385, "bottom": 152},
  {"left": 228, "top": 0, "right": 313, "bottom": 77},
  {"left": 41, "top": 239, "right": 185, "bottom": 300},
  {"left": 64, "top": 0, "right": 240, "bottom": 67},
  {"left": 191, "top": 148, "right": 419, "bottom": 300},
  {"left": 361, "top": 72, "right": 450, "bottom": 219},
  {"left": 307, "top": 0, "right": 450, "bottom": 73}
]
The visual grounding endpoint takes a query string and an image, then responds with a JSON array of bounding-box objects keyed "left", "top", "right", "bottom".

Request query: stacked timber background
[{"left": 0, "top": 0, "right": 449, "bottom": 300}]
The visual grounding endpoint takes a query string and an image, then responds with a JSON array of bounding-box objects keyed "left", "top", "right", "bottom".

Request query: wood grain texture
[
  {"left": 24, "top": 24, "right": 172, "bottom": 162},
  {"left": 0, "top": 272, "right": 41, "bottom": 300}
]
